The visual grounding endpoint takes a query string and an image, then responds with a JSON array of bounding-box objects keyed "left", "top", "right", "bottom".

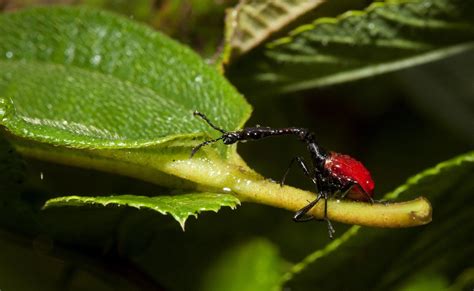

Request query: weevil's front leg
[
  {"left": 190, "top": 137, "right": 224, "bottom": 157},
  {"left": 280, "top": 156, "right": 315, "bottom": 188},
  {"left": 323, "top": 192, "right": 336, "bottom": 239},
  {"left": 293, "top": 194, "right": 323, "bottom": 222}
]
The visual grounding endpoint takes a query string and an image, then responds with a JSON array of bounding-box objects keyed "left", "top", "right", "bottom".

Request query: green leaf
[
  {"left": 372, "top": 151, "right": 474, "bottom": 290},
  {"left": 0, "top": 7, "right": 251, "bottom": 149},
  {"left": 394, "top": 272, "right": 449, "bottom": 291},
  {"left": 282, "top": 151, "right": 474, "bottom": 289},
  {"left": 201, "top": 238, "right": 287, "bottom": 291},
  {"left": 44, "top": 193, "right": 240, "bottom": 230},
  {"left": 223, "top": 0, "right": 326, "bottom": 59},
  {"left": 229, "top": 0, "right": 474, "bottom": 94},
  {"left": 384, "top": 150, "right": 474, "bottom": 200}
]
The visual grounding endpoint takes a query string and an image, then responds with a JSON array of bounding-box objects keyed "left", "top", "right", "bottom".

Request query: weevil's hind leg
[
  {"left": 339, "top": 184, "right": 354, "bottom": 200},
  {"left": 293, "top": 194, "right": 323, "bottom": 222},
  {"left": 281, "top": 156, "right": 313, "bottom": 187},
  {"left": 355, "top": 184, "right": 375, "bottom": 204},
  {"left": 190, "top": 137, "right": 223, "bottom": 157},
  {"left": 323, "top": 192, "right": 336, "bottom": 239},
  {"left": 341, "top": 183, "right": 375, "bottom": 204},
  {"left": 193, "top": 111, "right": 227, "bottom": 134}
]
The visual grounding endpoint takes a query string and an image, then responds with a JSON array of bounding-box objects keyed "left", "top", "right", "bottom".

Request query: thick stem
[
  {"left": 14, "top": 141, "right": 432, "bottom": 228},
  {"left": 162, "top": 156, "right": 432, "bottom": 228}
]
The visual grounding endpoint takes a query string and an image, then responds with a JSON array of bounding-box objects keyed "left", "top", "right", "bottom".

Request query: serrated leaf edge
[
  {"left": 267, "top": 0, "right": 472, "bottom": 49},
  {"left": 43, "top": 194, "right": 241, "bottom": 230},
  {"left": 385, "top": 151, "right": 474, "bottom": 199}
]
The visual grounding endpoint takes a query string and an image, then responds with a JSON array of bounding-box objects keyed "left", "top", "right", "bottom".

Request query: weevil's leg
[
  {"left": 280, "top": 156, "right": 313, "bottom": 187},
  {"left": 339, "top": 183, "right": 354, "bottom": 199},
  {"left": 323, "top": 192, "right": 336, "bottom": 239},
  {"left": 355, "top": 184, "right": 375, "bottom": 204},
  {"left": 340, "top": 183, "right": 375, "bottom": 204},
  {"left": 193, "top": 111, "right": 227, "bottom": 134},
  {"left": 293, "top": 194, "right": 323, "bottom": 222},
  {"left": 190, "top": 137, "right": 224, "bottom": 157}
]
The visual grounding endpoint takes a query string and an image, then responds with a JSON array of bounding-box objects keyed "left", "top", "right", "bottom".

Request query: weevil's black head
[{"left": 222, "top": 133, "right": 239, "bottom": 144}]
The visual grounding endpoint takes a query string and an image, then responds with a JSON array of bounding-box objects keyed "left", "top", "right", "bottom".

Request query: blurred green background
[{"left": 0, "top": 1, "right": 472, "bottom": 290}]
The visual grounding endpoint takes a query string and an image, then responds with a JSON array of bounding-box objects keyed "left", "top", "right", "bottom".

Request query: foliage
[
  {"left": 44, "top": 193, "right": 240, "bottom": 230},
  {"left": 227, "top": 0, "right": 474, "bottom": 94}
]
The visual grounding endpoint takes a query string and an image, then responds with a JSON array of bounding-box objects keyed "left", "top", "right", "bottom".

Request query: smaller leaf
[
  {"left": 201, "top": 238, "right": 287, "bottom": 291},
  {"left": 230, "top": 0, "right": 474, "bottom": 94},
  {"left": 224, "top": 0, "right": 326, "bottom": 59},
  {"left": 43, "top": 193, "right": 240, "bottom": 230},
  {"left": 395, "top": 272, "right": 449, "bottom": 291}
]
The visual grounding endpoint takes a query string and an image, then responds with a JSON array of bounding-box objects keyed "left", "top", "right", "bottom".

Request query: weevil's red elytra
[{"left": 325, "top": 152, "right": 375, "bottom": 201}]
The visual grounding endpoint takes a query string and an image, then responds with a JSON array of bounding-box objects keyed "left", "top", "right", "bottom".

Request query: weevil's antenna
[
  {"left": 193, "top": 111, "right": 227, "bottom": 134},
  {"left": 190, "top": 136, "right": 224, "bottom": 157},
  {"left": 191, "top": 111, "right": 228, "bottom": 157}
]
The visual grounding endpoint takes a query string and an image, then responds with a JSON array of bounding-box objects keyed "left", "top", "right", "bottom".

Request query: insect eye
[{"left": 223, "top": 134, "right": 237, "bottom": 144}]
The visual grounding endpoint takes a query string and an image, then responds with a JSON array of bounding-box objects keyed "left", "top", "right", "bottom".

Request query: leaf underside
[
  {"left": 44, "top": 193, "right": 240, "bottom": 230},
  {"left": 225, "top": 0, "right": 326, "bottom": 58},
  {"left": 229, "top": 0, "right": 474, "bottom": 94}
]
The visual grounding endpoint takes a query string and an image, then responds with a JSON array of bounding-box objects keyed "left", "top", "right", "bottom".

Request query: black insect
[{"left": 191, "top": 111, "right": 375, "bottom": 238}]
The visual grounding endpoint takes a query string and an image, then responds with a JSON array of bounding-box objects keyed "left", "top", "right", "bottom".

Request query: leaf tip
[{"left": 178, "top": 218, "right": 187, "bottom": 231}]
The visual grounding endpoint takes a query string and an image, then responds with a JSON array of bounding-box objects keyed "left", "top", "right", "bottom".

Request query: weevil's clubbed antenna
[{"left": 191, "top": 111, "right": 226, "bottom": 157}]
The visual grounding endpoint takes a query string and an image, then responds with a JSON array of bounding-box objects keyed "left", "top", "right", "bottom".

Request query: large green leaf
[
  {"left": 0, "top": 7, "right": 251, "bottom": 149},
  {"left": 44, "top": 193, "right": 240, "bottom": 230},
  {"left": 229, "top": 0, "right": 474, "bottom": 94},
  {"left": 283, "top": 151, "right": 474, "bottom": 290}
]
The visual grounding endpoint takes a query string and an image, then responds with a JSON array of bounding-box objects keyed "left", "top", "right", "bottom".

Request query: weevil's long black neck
[
  {"left": 237, "top": 127, "right": 309, "bottom": 142},
  {"left": 239, "top": 127, "right": 328, "bottom": 165},
  {"left": 304, "top": 132, "right": 328, "bottom": 169},
  {"left": 193, "top": 112, "right": 328, "bottom": 163}
]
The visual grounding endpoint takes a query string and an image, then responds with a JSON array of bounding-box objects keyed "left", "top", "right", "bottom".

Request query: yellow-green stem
[
  {"left": 162, "top": 155, "right": 432, "bottom": 228},
  {"left": 14, "top": 142, "right": 432, "bottom": 228}
]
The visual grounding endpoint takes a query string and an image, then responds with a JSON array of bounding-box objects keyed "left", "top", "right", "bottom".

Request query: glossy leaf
[
  {"left": 0, "top": 7, "right": 251, "bottom": 149},
  {"left": 283, "top": 151, "right": 474, "bottom": 290},
  {"left": 230, "top": 0, "right": 474, "bottom": 94},
  {"left": 44, "top": 193, "right": 240, "bottom": 230}
]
